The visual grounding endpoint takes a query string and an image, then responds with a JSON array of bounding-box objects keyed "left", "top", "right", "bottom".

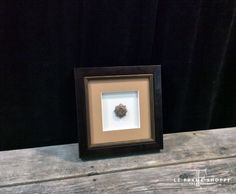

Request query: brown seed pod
[{"left": 114, "top": 104, "right": 127, "bottom": 118}]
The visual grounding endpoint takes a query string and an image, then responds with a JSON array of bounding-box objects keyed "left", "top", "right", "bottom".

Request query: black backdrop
[{"left": 1, "top": 0, "right": 236, "bottom": 150}]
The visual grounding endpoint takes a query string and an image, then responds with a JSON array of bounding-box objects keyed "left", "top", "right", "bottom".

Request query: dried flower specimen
[{"left": 114, "top": 104, "right": 127, "bottom": 118}]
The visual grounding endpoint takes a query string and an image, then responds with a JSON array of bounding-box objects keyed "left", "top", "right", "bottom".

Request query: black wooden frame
[{"left": 74, "top": 65, "right": 163, "bottom": 158}]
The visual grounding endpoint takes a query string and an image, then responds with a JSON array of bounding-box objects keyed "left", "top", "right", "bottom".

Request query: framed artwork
[{"left": 74, "top": 65, "right": 163, "bottom": 158}]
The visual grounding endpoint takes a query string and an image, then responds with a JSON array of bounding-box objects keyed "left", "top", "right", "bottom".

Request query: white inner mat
[{"left": 101, "top": 91, "right": 140, "bottom": 131}]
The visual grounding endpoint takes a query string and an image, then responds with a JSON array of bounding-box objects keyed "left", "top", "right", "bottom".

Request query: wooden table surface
[{"left": 0, "top": 127, "right": 235, "bottom": 193}]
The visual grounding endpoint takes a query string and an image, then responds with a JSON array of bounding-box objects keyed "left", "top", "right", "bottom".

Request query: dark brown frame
[{"left": 74, "top": 65, "right": 163, "bottom": 158}]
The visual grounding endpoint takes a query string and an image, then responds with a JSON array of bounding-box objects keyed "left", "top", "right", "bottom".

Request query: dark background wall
[{"left": 0, "top": 0, "right": 236, "bottom": 150}]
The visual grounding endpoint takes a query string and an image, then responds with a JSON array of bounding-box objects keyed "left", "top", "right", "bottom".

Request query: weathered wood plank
[
  {"left": 0, "top": 157, "right": 235, "bottom": 194},
  {"left": 0, "top": 127, "right": 235, "bottom": 187}
]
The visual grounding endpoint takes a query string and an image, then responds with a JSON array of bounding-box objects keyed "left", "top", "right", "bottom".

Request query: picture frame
[{"left": 74, "top": 65, "right": 163, "bottom": 158}]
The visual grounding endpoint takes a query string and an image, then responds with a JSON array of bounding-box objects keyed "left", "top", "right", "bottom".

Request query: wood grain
[
  {"left": 0, "top": 157, "right": 235, "bottom": 194},
  {"left": 0, "top": 127, "right": 235, "bottom": 192}
]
